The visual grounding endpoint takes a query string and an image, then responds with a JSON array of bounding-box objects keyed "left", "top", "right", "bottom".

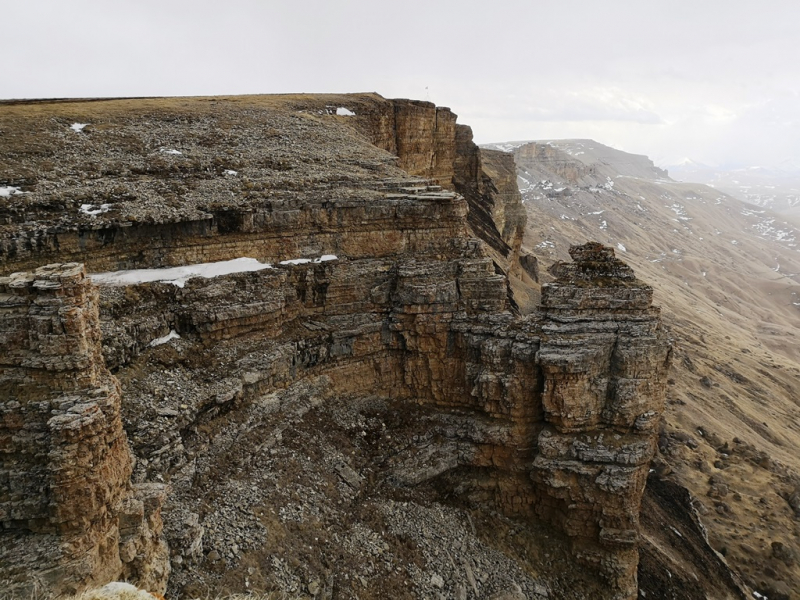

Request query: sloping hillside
[
  {"left": 486, "top": 139, "right": 800, "bottom": 599},
  {"left": 667, "top": 160, "right": 800, "bottom": 223}
]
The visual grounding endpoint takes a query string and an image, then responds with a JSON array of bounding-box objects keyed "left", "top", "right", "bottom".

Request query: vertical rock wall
[
  {"left": 358, "top": 99, "right": 527, "bottom": 272},
  {"left": 0, "top": 264, "right": 168, "bottom": 596},
  {"left": 532, "top": 244, "right": 671, "bottom": 599}
]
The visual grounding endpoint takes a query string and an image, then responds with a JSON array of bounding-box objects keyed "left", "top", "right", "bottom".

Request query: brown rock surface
[
  {"left": 0, "top": 264, "right": 168, "bottom": 596},
  {"left": 1, "top": 95, "right": 669, "bottom": 599}
]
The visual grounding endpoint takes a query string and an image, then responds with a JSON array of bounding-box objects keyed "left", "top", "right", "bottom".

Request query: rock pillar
[
  {"left": 0, "top": 263, "right": 168, "bottom": 596},
  {"left": 532, "top": 243, "right": 671, "bottom": 599}
]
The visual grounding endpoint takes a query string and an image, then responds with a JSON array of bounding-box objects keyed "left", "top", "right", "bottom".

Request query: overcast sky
[{"left": 3, "top": 0, "right": 799, "bottom": 169}]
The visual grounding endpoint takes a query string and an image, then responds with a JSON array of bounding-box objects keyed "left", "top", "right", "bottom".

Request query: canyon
[{"left": 0, "top": 94, "right": 749, "bottom": 599}]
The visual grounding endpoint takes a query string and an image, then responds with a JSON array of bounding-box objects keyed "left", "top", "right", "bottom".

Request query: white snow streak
[
  {"left": 279, "top": 254, "right": 338, "bottom": 266},
  {"left": 150, "top": 330, "right": 180, "bottom": 347},
  {"left": 90, "top": 257, "right": 274, "bottom": 287},
  {"left": 80, "top": 203, "right": 112, "bottom": 216},
  {"left": 0, "top": 186, "right": 24, "bottom": 197}
]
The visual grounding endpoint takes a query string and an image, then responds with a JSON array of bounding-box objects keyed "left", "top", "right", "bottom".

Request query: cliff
[
  {"left": 0, "top": 264, "right": 168, "bottom": 596},
  {"left": 1, "top": 95, "right": 669, "bottom": 599}
]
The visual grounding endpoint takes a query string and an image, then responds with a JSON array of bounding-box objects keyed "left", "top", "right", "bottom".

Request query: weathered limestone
[
  {"left": 532, "top": 243, "right": 671, "bottom": 599},
  {"left": 0, "top": 264, "right": 168, "bottom": 596},
  {"left": 0, "top": 244, "right": 666, "bottom": 600},
  {"left": 0, "top": 96, "right": 669, "bottom": 599}
]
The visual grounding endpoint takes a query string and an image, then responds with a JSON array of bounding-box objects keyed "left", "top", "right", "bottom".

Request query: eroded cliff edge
[{"left": 1, "top": 95, "right": 668, "bottom": 599}]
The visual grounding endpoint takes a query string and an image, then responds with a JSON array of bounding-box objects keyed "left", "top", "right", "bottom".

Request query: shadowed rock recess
[{"left": 1, "top": 95, "right": 669, "bottom": 599}]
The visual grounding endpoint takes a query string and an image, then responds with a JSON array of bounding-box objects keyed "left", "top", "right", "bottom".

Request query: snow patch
[
  {"left": 90, "top": 257, "right": 273, "bottom": 287},
  {"left": 667, "top": 203, "right": 691, "bottom": 221},
  {"left": 80, "top": 203, "right": 112, "bottom": 216},
  {"left": 224, "top": 169, "right": 238, "bottom": 176},
  {"left": 0, "top": 186, "right": 24, "bottom": 198},
  {"left": 617, "top": 243, "right": 627, "bottom": 252},
  {"left": 160, "top": 149, "right": 183, "bottom": 155},
  {"left": 336, "top": 107, "right": 355, "bottom": 116},
  {"left": 70, "top": 123, "right": 88, "bottom": 132},
  {"left": 150, "top": 330, "right": 180, "bottom": 347},
  {"left": 741, "top": 208, "right": 764, "bottom": 217},
  {"left": 279, "top": 254, "right": 338, "bottom": 266}
]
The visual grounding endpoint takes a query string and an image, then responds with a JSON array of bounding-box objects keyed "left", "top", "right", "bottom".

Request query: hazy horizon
[{"left": 4, "top": 0, "right": 799, "bottom": 171}]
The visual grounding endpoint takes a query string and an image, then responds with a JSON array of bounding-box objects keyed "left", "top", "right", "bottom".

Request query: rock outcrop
[
  {"left": 0, "top": 95, "right": 669, "bottom": 599},
  {"left": 533, "top": 243, "right": 670, "bottom": 598},
  {"left": 0, "top": 264, "right": 168, "bottom": 596}
]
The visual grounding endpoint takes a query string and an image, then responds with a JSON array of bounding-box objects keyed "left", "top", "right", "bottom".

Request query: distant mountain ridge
[
  {"left": 484, "top": 139, "right": 669, "bottom": 181},
  {"left": 666, "top": 159, "right": 800, "bottom": 221}
]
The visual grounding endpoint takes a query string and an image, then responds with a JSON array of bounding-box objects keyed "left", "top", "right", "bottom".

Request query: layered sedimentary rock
[
  {"left": 0, "top": 95, "right": 669, "bottom": 599},
  {"left": 0, "top": 264, "right": 168, "bottom": 596},
  {"left": 96, "top": 242, "right": 664, "bottom": 599},
  {"left": 533, "top": 243, "right": 670, "bottom": 598}
]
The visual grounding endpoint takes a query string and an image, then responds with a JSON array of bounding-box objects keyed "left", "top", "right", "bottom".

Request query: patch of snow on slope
[
  {"left": 752, "top": 217, "right": 797, "bottom": 244},
  {"left": 80, "top": 203, "right": 112, "bottom": 216},
  {"left": 279, "top": 255, "right": 338, "bottom": 265},
  {"left": 0, "top": 186, "right": 24, "bottom": 197},
  {"left": 160, "top": 148, "right": 183, "bottom": 155},
  {"left": 70, "top": 123, "right": 88, "bottom": 132},
  {"left": 336, "top": 107, "right": 355, "bottom": 116},
  {"left": 667, "top": 203, "right": 691, "bottom": 221},
  {"left": 741, "top": 208, "right": 764, "bottom": 216},
  {"left": 617, "top": 243, "right": 627, "bottom": 252},
  {"left": 90, "top": 257, "right": 273, "bottom": 287},
  {"left": 150, "top": 330, "right": 180, "bottom": 347}
]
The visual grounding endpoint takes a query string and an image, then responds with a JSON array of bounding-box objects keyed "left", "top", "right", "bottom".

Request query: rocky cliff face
[
  {"left": 0, "top": 264, "right": 168, "bottom": 596},
  {"left": 1, "top": 95, "right": 669, "bottom": 599}
]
